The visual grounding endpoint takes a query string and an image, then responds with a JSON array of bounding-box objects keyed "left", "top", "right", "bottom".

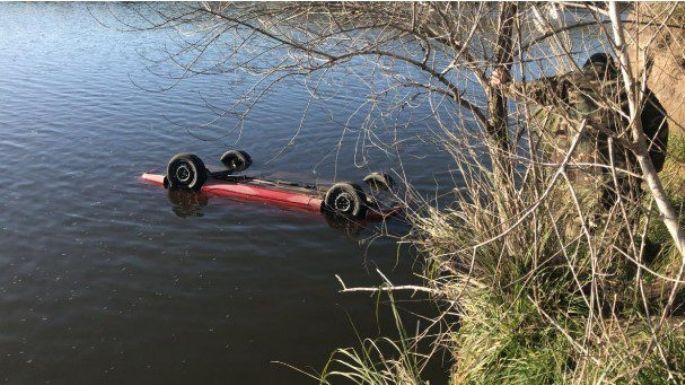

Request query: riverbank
[
  {"left": 428, "top": 118, "right": 685, "bottom": 384},
  {"left": 318, "top": 5, "right": 685, "bottom": 382}
]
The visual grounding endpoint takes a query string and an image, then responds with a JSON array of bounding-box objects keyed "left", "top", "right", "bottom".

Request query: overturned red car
[{"left": 141, "top": 150, "right": 401, "bottom": 221}]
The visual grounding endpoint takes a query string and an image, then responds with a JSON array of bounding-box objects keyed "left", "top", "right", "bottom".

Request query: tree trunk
[{"left": 488, "top": 3, "right": 518, "bottom": 235}]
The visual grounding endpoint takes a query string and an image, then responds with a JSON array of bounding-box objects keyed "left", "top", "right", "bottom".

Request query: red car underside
[{"left": 141, "top": 173, "right": 398, "bottom": 221}]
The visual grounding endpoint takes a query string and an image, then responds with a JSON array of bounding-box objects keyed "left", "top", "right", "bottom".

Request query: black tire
[
  {"left": 220, "top": 150, "right": 252, "bottom": 173},
  {"left": 363, "top": 172, "right": 395, "bottom": 191},
  {"left": 166, "top": 153, "right": 208, "bottom": 191},
  {"left": 324, "top": 183, "right": 367, "bottom": 219}
]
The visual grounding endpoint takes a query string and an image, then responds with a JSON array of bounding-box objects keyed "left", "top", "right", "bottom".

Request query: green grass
[{"left": 317, "top": 293, "right": 429, "bottom": 385}]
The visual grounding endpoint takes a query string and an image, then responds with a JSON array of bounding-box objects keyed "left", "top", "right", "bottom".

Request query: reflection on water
[
  {"left": 166, "top": 189, "right": 209, "bottom": 218},
  {"left": 322, "top": 210, "right": 365, "bottom": 238}
]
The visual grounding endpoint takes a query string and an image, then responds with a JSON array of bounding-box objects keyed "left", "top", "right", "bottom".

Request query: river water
[{"left": 0, "top": 3, "right": 453, "bottom": 385}]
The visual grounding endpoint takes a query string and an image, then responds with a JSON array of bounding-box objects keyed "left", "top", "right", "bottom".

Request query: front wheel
[
  {"left": 324, "top": 183, "right": 367, "bottom": 219},
  {"left": 166, "top": 153, "right": 208, "bottom": 191}
]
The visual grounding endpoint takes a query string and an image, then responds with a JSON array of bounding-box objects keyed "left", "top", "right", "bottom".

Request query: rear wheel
[
  {"left": 166, "top": 153, "right": 207, "bottom": 191},
  {"left": 324, "top": 183, "right": 367, "bottom": 219},
  {"left": 363, "top": 172, "right": 395, "bottom": 191},
  {"left": 220, "top": 150, "right": 252, "bottom": 173}
]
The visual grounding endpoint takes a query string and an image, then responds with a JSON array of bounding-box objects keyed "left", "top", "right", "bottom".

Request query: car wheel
[
  {"left": 166, "top": 153, "right": 207, "bottom": 191},
  {"left": 324, "top": 183, "right": 367, "bottom": 219},
  {"left": 220, "top": 150, "right": 252, "bottom": 173},
  {"left": 363, "top": 172, "right": 395, "bottom": 191}
]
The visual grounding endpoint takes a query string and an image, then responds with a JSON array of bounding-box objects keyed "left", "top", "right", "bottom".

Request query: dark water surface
[{"left": 0, "top": 3, "right": 450, "bottom": 385}]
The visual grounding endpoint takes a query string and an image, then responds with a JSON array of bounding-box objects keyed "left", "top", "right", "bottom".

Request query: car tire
[
  {"left": 220, "top": 150, "right": 252, "bottom": 173},
  {"left": 363, "top": 172, "right": 395, "bottom": 191},
  {"left": 324, "top": 183, "right": 367, "bottom": 219},
  {"left": 166, "top": 153, "right": 208, "bottom": 191}
]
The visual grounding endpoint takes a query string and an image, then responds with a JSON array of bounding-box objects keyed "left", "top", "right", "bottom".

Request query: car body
[{"left": 141, "top": 151, "right": 401, "bottom": 221}]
